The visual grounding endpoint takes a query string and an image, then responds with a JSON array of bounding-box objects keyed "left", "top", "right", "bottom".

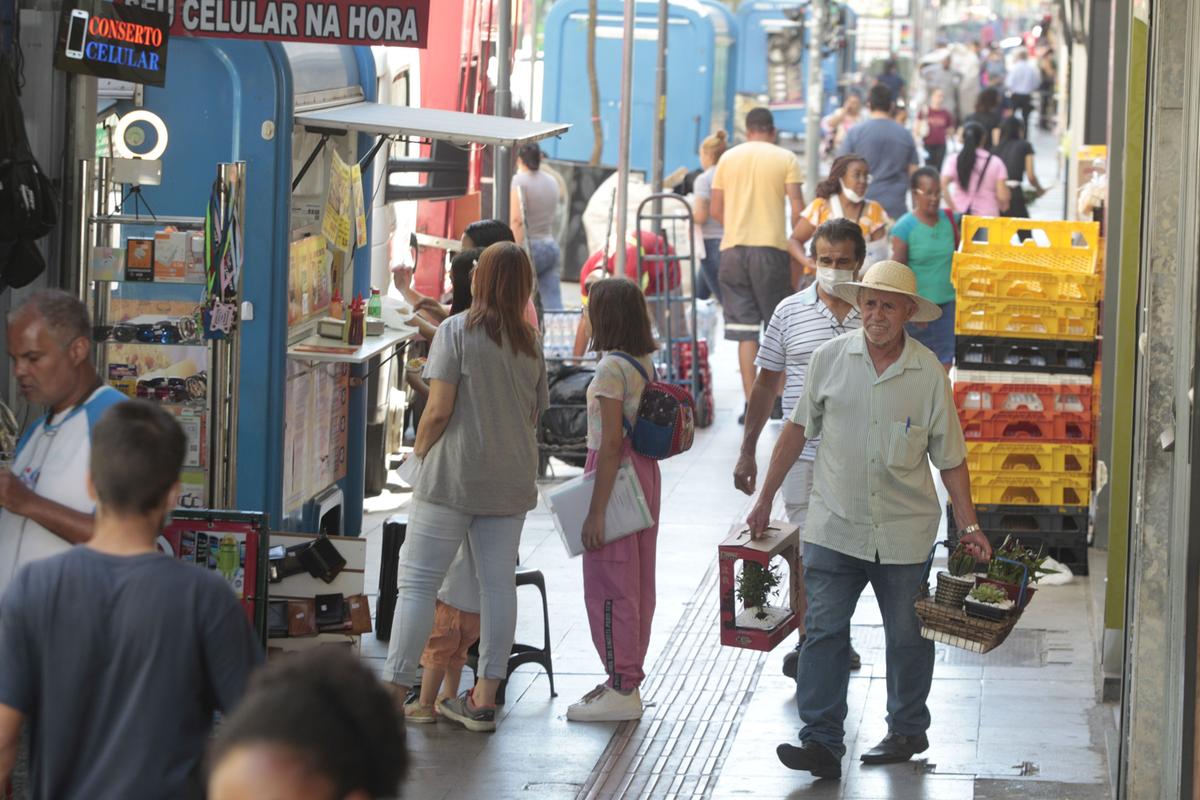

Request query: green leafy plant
[
  {"left": 736, "top": 559, "right": 783, "bottom": 620},
  {"left": 947, "top": 541, "right": 978, "bottom": 578},
  {"left": 986, "top": 536, "right": 1060, "bottom": 586},
  {"left": 968, "top": 584, "right": 1009, "bottom": 605}
]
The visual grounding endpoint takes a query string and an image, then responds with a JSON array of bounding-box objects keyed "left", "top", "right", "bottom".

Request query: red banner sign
[{"left": 118, "top": 0, "right": 429, "bottom": 48}]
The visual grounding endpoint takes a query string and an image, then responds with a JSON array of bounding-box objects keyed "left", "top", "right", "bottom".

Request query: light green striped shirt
[{"left": 790, "top": 329, "right": 967, "bottom": 564}]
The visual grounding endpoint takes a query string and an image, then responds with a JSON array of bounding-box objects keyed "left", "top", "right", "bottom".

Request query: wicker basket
[{"left": 914, "top": 597, "right": 1020, "bottom": 654}]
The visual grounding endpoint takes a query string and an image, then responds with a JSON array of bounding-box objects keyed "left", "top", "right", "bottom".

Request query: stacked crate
[{"left": 949, "top": 217, "right": 1102, "bottom": 575}]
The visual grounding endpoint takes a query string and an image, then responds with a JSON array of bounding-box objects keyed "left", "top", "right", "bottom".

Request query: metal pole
[
  {"left": 614, "top": 0, "right": 636, "bottom": 275},
  {"left": 528, "top": 0, "right": 542, "bottom": 121},
  {"left": 805, "top": 0, "right": 824, "bottom": 196},
  {"left": 493, "top": 0, "right": 514, "bottom": 222},
  {"left": 650, "top": 0, "right": 669, "bottom": 215}
]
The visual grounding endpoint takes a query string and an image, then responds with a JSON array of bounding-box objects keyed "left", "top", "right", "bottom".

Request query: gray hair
[{"left": 12, "top": 290, "right": 92, "bottom": 348}]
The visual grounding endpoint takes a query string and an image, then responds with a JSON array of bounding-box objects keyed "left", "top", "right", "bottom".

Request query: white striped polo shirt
[{"left": 756, "top": 284, "right": 862, "bottom": 461}]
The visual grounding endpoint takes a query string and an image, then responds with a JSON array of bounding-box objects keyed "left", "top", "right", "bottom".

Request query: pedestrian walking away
[
  {"left": 737, "top": 218, "right": 867, "bottom": 682},
  {"left": 711, "top": 107, "right": 806, "bottom": 424},
  {"left": 692, "top": 129, "right": 729, "bottom": 304},
  {"left": 892, "top": 167, "right": 961, "bottom": 367},
  {"left": 0, "top": 401, "right": 263, "bottom": 800},
  {"left": 838, "top": 83, "right": 919, "bottom": 222},
  {"left": 569, "top": 278, "right": 663, "bottom": 723},
  {"left": 1005, "top": 49, "right": 1042, "bottom": 137},
  {"left": 512, "top": 143, "right": 565, "bottom": 312},
  {"left": 963, "top": 88, "right": 1003, "bottom": 149},
  {"left": 941, "top": 122, "right": 1010, "bottom": 218},
  {"left": 743, "top": 260, "right": 992, "bottom": 780},
  {"left": 383, "top": 242, "right": 549, "bottom": 734},
  {"left": 995, "top": 117, "right": 1047, "bottom": 220},
  {"left": 917, "top": 89, "right": 956, "bottom": 171},
  {"left": 789, "top": 156, "right": 890, "bottom": 283}
]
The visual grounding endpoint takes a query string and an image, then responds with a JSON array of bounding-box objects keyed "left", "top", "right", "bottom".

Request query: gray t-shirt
[
  {"left": 838, "top": 118, "right": 919, "bottom": 221},
  {"left": 692, "top": 167, "right": 724, "bottom": 241},
  {"left": 418, "top": 313, "right": 549, "bottom": 515},
  {"left": 513, "top": 170, "right": 560, "bottom": 241},
  {"left": 0, "top": 547, "right": 263, "bottom": 800}
]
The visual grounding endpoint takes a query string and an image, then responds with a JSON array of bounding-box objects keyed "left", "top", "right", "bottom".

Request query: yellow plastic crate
[
  {"left": 955, "top": 298, "right": 1099, "bottom": 341},
  {"left": 952, "top": 253, "right": 1101, "bottom": 304},
  {"left": 966, "top": 442, "right": 1093, "bottom": 475},
  {"left": 970, "top": 473, "right": 1092, "bottom": 506},
  {"left": 959, "top": 216, "right": 1100, "bottom": 275}
]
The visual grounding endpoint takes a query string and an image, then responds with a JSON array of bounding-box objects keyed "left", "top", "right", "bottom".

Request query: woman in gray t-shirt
[
  {"left": 511, "top": 144, "right": 564, "bottom": 311},
  {"left": 383, "top": 243, "right": 549, "bottom": 732}
]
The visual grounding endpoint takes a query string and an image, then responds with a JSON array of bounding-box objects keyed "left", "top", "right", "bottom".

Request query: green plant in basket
[
  {"left": 969, "top": 584, "right": 1008, "bottom": 604},
  {"left": 947, "top": 542, "right": 978, "bottom": 577},
  {"left": 986, "top": 536, "right": 1059, "bottom": 586},
  {"left": 736, "top": 559, "right": 782, "bottom": 620}
]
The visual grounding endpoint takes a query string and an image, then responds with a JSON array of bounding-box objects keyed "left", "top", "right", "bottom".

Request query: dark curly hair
[
  {"left": 208, "top": 648, "right": 407, "bottom": 798},
  {"left": 815, "top": 154, "right": 869, "bottom": 201}
]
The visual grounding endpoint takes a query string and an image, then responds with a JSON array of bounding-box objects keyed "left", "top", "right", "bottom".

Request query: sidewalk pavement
[{"left": 355, "top": 319, "right": 1115, "bottom": 800}]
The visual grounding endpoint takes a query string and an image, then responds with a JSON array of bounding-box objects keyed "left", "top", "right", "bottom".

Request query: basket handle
[{"left": 995, "top": 557, "right": 1030, "bottom": 608}]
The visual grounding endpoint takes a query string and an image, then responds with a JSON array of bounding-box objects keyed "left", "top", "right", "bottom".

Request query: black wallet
[
  {"left": 268, "top": 544, "right": 307, "bottom": 584},
  {"left": 316, "top": 593, "right": 348, "bottom": 631},
  {"left": 267, "top": 600, "right": 290, "bottom": 638},
  {"left": 297, "top": 535, "right": 347, "bottom": 584}
]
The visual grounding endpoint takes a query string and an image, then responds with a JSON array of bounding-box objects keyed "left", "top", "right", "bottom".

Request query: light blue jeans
[
  {"left": 795, "top": 542, "right": 934, "bottom": 758},
  {"left": 530, "top": 237, "right": 563, "bottom": 311},
  {"left": 383, "top": 499, "right": 525, "bottom": 686}
]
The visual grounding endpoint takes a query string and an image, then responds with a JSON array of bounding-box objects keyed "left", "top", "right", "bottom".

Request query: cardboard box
[
  {"left": 91, "top": 247, "right": 124, "bottom": 281},
  {"left": 125, "top": 238, "right": 155, "bottom": 282},
  {"left": 154, "top": 231, "right": 189, "bottom": 282},
  {"left": 107, "top": 364, "right": 138, "bottom": 398},
  {"left": 187, "top": 232, "right": 206, "bottom": 283}
]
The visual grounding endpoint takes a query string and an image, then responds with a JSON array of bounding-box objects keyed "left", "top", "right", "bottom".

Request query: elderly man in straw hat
[{"left": 745, "top": 260, "right": 992, "bottom": 780}]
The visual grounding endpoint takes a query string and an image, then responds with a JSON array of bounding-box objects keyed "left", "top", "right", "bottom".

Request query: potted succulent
[
  {"left": 934, "top": 541, "right": 978, "bottom": 608},
  {"left": 978, "top": 536, "right": 1058, "bottom": 608},
  {"left": 735, "top": 559, "right": 789, "bottom": 630},
  {"left": 964, "top": 583, "right": 1015, "bottom": 621}
]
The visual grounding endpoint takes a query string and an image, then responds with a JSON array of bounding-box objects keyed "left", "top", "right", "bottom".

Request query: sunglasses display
[
  {"left": 135, "top": 372, "right": 207, "bottom": 405},
  {"left": 93, "top": 317, "right": 200, "bottom": 345}
]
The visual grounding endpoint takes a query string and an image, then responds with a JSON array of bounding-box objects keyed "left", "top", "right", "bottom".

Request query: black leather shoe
[
  {"left": 848, "top": 642, "right": 862, "bottom": 671},
  {"left": 777, "top": 741, "right": 842, "bottom": 778},
  {"left": 781, "top": 635, "right": 806, "bottom": 679},
  {"left": 859, "top": 732, "right": 929, "bottom": 764}
]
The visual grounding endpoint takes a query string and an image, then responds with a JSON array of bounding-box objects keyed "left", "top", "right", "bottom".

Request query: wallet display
[
  {"left": 268, "top": 535, "right": 347, "bottom": 584},
  {"left": 287, "top": 599, "right": 317, "bottom": 637},
  {"left": 267, "top": 600, "right": 290, "bottom": 639},
  {"left": 346, "top": 594, "right": 372, "bottom": 635},
  {"left": 316, "top": 593, "right": 349, "bottom": 632}
]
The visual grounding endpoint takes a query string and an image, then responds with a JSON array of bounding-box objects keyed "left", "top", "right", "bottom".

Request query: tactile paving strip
[{"left": 578, "top": 556, "right": 768, "bottom": 800}]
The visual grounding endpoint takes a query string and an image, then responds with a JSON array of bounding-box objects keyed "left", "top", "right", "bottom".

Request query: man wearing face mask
[
  {"left": 734, "top": 219, "right": 866, "bottom": 679},
  {"left": 744, "top": 260, "right": 991, "bottom": 779}
]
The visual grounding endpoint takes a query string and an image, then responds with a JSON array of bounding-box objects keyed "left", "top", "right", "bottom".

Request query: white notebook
[{"left": 545, "top": 462, "right": 655, "bottom": 557}]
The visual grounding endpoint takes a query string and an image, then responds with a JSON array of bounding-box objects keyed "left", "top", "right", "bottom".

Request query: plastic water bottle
[{"left": 368, "top": 287, "right": 382, "bottom": 318}]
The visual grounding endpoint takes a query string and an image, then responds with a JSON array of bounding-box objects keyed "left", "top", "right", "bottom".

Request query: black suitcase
[{"left": 375, "top": 515, "right": 407, "bottom": 641}]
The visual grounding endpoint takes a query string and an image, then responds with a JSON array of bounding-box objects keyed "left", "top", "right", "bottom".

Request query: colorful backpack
[{"left": 610, "top": 352, "right": 695, "bottom": 460}]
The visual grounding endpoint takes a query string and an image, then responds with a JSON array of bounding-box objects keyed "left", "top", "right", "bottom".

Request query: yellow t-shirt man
[{"left": 712, "top": 141, "right": 804, "bottom": 252}]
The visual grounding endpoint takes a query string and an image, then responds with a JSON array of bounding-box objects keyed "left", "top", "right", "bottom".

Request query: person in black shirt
[
  {"left": 963, "top": 88, "right": 1003, "bottom": 149},
  {"left": 995, "top": 117, "right": 1046, "bottom": 219}
]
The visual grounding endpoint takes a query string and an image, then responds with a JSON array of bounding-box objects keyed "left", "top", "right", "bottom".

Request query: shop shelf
[
  {"left": 955, "top": 298, "right": 1098, "bottom": 341},
  {"left": 969, "top": 472, "right": 1091, "bottom": 506},
  {"left": 958, "top": 408, "right": 1093, "bottom": 442},
  {"left": 960, "top": 217, "right": 1101, "bottom": 274},
  {"left": 951, "top": 252, "right": 1101, "bottom": 303},
  {"left": 966, "top": 441, "right": 1092, "bottom": 475},
  {"left": 955, "top": 336, "right": 1097, "bottom": 374},
  {"left": 947, "top": 504, "right": 1091, "bottom": 575}
]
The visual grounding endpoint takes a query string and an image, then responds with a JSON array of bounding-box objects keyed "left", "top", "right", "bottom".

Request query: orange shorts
[{"left": 420, "top": 600, "right": 482, "bottom": 671}]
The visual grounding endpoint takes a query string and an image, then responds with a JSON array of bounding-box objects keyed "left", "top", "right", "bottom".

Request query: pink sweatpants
[{"left": 582, "top": 445, "right": 661, "bottom": 691}]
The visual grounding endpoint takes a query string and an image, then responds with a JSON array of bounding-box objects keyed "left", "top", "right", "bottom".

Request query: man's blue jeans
[{"left": 795, "top": 542, "right": 934, "bottom": 759}]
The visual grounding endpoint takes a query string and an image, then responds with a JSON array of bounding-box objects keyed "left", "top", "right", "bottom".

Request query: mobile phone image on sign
[{"left": 65, "top": 9, "right": 89, "bottom": 60}]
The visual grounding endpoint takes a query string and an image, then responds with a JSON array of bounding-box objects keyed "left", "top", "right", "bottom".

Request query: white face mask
[
  {"left": 816, "top": 267, "right": 857, "bottom": 293},
  {"left": 841, "top": 181, "right": 866, "bottom": 204}
]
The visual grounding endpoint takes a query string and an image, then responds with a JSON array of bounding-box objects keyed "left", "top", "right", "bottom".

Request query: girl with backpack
[{"left": 569, "top": 278, "right": 663, "bottom": 723}]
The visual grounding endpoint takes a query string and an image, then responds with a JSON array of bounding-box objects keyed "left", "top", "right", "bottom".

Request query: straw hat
[{"left": 831, "top": 260, "right": 943, "bottom": 323}]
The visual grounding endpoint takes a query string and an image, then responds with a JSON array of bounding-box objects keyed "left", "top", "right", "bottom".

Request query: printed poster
[
  {"left": 287, "top": 234, "right": 330, "bottom": 327},
  {"left": 351, "top": 163, "right": 368, "bottom": 248},
  {"left": 321, "top": 150, "right": 353, "bottom": 253}
]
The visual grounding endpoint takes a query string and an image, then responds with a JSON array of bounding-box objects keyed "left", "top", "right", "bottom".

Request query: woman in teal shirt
[{"left": 890, "top": 166, "right": 957, "bottom": 367}]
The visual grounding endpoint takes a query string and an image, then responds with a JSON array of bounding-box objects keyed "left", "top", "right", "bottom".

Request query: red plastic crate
[
  {"left": 957, "top": 408, "right": 1094, "bottom": 442},
  {"left": 954, "top": 379, "right": 1093, "bottom": 416}
]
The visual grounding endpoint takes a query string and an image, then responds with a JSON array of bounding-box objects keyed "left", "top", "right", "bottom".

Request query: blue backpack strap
[
  {"left": 609, "top": 351, "right": 650, "bottom": 381},
  {"left": 606, "top": 352, "right": 649, "bottom": 438}
]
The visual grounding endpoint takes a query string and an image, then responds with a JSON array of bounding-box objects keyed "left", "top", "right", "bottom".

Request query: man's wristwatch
[{"left": 961, "top": 523, "right": 982, "bottom": 536}]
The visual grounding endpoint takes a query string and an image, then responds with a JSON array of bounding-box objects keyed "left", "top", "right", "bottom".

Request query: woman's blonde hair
[{"left": 700, "top": 129, "right": 728, "bottom": 161}]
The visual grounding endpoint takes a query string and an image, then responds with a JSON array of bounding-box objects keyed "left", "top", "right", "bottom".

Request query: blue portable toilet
[{"left": 541, "top": 0, "right": 733, "bottom": 175}]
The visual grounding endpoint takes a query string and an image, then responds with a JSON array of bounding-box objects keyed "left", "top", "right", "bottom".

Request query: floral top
[{"left": 801, "top": 195, "right": 890, "bottom": 240}]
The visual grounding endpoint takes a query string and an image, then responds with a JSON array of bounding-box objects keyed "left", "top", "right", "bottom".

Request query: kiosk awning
[{"left": 294, "top": 102, "right": 570, "bottom": 148}]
